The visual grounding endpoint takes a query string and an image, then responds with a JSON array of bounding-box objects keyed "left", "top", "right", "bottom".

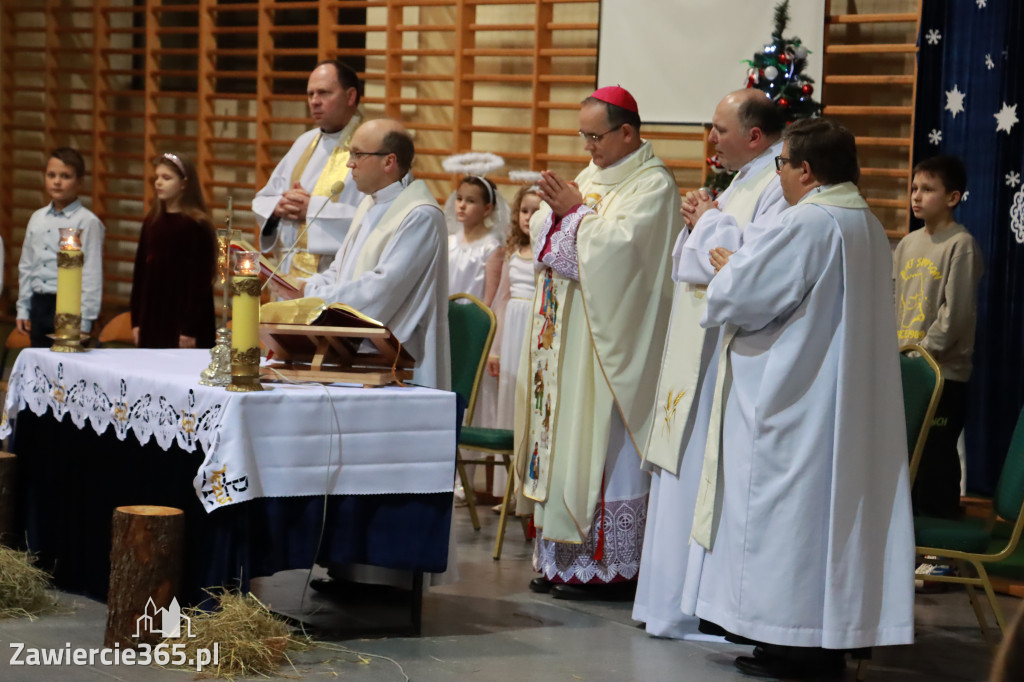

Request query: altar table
[{"left": 3, "top": 348, "right": 457, "bottom": 609}]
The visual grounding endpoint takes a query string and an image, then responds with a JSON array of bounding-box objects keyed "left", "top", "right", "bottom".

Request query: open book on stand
[{"left": 259, "top": 297, "right": 415, "bottom": 386}]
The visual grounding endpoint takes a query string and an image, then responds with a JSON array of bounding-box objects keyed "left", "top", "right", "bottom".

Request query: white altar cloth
[{"left": 1, "top": 349, "right": 457, "bottom": 512}]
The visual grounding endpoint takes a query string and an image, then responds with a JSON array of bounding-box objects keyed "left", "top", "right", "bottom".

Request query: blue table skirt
[{"left": 12, "top": 409, "right": 453, "bottom": 606}]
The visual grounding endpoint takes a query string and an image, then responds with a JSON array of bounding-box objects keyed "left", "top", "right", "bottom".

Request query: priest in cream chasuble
[{"left": 513, "top": 86, "right": 680, "bottom": 593}]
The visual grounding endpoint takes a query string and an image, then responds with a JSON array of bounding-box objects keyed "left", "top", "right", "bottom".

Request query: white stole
[
  {"left": 335, "top": 180, "right": 438, "bottom": 280},
  {"left": 643, "top": 162, "right": 778, "bottom": 474}
]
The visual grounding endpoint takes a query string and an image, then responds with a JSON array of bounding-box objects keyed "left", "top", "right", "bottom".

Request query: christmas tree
[{"left": 705, "top": 0, "right": 822, "bottom": 194}]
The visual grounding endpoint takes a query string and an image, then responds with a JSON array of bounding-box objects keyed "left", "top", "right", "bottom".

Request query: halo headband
[
  {"left": 466, "top": 175, "right": 495, "bottom": 205},
  {"left": 160, "top": 153, "right": 187, "bottom": 178}
]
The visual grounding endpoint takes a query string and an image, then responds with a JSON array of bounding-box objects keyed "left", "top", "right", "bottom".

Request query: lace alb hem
[{"left": 533, "top": 494, "right": 648, "bottom": 584}]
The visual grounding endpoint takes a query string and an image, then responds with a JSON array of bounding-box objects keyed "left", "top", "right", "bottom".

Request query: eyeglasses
[
  {"left": 774, "top": 155, "right": 793, "bottom": 171},
  {"left": 578, "top": 124, "right": 623, "bottom": 143},
  {"left": 351, "top": 150, "right": 391, "bottom": 161}
]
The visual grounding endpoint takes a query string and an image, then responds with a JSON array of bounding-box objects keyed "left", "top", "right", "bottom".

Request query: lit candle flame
[
  {"left": 233, "top": 251, "right": 260, "bottom": 276},
  {"left": 58, "top": 227, "right": 82, "bottom": 251}
]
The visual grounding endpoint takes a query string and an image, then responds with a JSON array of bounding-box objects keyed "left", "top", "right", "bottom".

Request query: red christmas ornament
[
  {"left": 802, "top": 83, "right": 814, "bottom": 95},
  {"left": 746, "top": 76, "right": 756, "bottom": 88},
  {"left": 778, "top": 97, "right": 790, "bottom": 108},
  {"left": 779, "top": 53, "right": 790, "bottom": 65},
  {"left": 706, "top": 156, "right": 714, "bottom": 166}
]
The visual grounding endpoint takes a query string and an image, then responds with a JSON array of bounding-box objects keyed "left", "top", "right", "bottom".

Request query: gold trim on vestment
[{"left": 286, "top": 120, "right": 358, "bottom": 277}]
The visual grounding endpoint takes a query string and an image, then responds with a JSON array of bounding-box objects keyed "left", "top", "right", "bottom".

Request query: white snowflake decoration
[
  {"left": 1006, "top": 171, "right": 1021, "bottom": 188},
  {"left": 961, "top": 191, "right": 969, "bottom": 203},
  {"left": 925, "top": 29, "right": 942, "bottom": 46},
  {"left": 928, "top": 129, "right": 943, "bottom": 146},
  {"left": 945, "top": 85, "right": 966, "bottom": 118},
  {"left": 1010, "top": 186, "right": 1024, "bottom": 245},
  {"left": 985, "top": 54, "right": 995, "bottom": 70},
  {"left": 977, "top": 0, "right": 987, "bottom": 7},
  {"left": 995, "top": 102, "right": 1019, "bottom": 134}
]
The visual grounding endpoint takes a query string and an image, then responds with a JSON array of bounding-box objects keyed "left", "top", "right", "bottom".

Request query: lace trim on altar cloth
[
  {"left": 538, "top": 205, "right": 592, "bottom": 281},
  {"left": 533, "top": 494, "right": 648, "bottom": 584},
  {"left": 0, "top": 361, "right": 222, "bottom": 454}
]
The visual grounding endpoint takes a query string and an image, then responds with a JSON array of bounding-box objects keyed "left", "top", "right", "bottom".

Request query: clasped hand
[
  {"left": 709, "top": 247, "right": 733, "bottom": 274},
  {"left": 681, "top": 188, "right": 719, "bottom": 228},
  {"left": 274, "top": 182, "right": 311, "bottom": 222},
  {"left": 536, "top": 170, "right": 583, "bottom": 218}
]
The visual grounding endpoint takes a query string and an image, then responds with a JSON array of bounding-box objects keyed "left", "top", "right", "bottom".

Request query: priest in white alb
[
  {"left": 686, "top": 117, "right": 915, "bottom": 679},
  {"left": 514, "top": 86, "right": 681, "bottom": 600},
  {"left": 268, "top": 118, "right": 449, "bottom": 391},
  {"left": 634, "top": 89, "right": 789, "bottom": 639},
  {"left": 253, "top": 60, "right": 366, "bottom": 277}
]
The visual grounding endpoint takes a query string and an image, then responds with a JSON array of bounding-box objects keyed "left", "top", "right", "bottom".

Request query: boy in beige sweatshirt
[{"left": 894, "top": 155, "right": 983, "bottom": 518}]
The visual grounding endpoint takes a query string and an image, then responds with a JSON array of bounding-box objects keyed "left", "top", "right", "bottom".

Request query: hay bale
[
  {"left": 0, "top": 545, "right": 59, "bottom": 619},
  {"left": 163, "top": 591, "right": 309, "bottom": 678}
]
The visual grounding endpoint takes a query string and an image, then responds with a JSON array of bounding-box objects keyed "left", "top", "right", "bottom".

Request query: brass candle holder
[
  {"left": 52, "top": 226, "right": 88, "bottom": 353},
  {"left": 226, "top": 250, "right": 264, "bottom": 392},
  {"left": 200, "top": 198, "right": 236, "bottom": 386}
]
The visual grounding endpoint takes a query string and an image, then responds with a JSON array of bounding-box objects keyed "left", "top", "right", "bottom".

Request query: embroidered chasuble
[
  {"left": 642, "top": 160, "right": 778, "bottom": 475},
  {"left": 288, "top": 128, "right": 354, "bottom": 277},
  {"left": 513, "top": 141, "right": 681, "bottom": 543}
]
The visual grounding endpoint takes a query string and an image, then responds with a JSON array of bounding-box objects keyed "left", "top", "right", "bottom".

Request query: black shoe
[
  {"left": 734, "top": 650, "right": 845, "bottom": 680},
  {"left": 698, "top": 619, "right": 761, "bottom": 646},
  {"left": 549, "top": 581, "right": 637, "bottom": 602},
  {"left": 310, "top": 577, "right": 354, "bottom": 597},
  {"left": 529, "top": 577, "right": 552, "bottom": 593},
  {"left": 725, "top": 632, "right": 761, "bottom": 646},
  {"left": 309, "top": 578, "right": 406, "bottom": 602}
]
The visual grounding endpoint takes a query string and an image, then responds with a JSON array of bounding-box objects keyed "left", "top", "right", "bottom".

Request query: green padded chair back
[
  {"left": 993, "top": 406, "right": 1024, "bottom": 522},
  {"left": 448, "top": 294, "right": 496, "bottom": 425},
  {"left": 900, "top": 345, "right": 943, "bottom": 482}
]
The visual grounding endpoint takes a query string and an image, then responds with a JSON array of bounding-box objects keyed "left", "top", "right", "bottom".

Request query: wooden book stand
[{"left": 260, "top": 323, "right": 414, "bottom": 386}]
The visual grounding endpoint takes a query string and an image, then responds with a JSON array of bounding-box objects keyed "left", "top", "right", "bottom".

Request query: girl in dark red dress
[{"left": 130, "top": 153, "right": 217, "bottom": 348}]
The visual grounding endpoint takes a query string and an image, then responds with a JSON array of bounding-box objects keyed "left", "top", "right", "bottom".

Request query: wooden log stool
[
  {"left": 104, "top": 505, "right": 185, "bottom": 649},
  {"left": 0, "top": 452, "right": 16, "bottom": 545}
]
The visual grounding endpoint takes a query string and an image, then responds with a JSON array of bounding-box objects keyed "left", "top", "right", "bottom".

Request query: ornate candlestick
[
  {"left": 200, "top": 197, "right": 234, "bottom": 386},
  {"left": 226, "top": 250, "right": 264, "bottom": 392},
  {"left": 52, "top": 226, "right": 87, "bottom": 353}
]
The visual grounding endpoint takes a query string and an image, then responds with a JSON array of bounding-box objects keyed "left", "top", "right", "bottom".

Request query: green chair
[
  {"left": 899, "top": 344, "right": 944, "bottom": 484},
  {"left": 914, "top": 405, "right": 1024, "bottom": 637},
  {"left": 448, "top": 294, "right": 502, "bottom": 528},
  {"left": 448, "top": 294, "right": 530, "bottom": 557}
]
